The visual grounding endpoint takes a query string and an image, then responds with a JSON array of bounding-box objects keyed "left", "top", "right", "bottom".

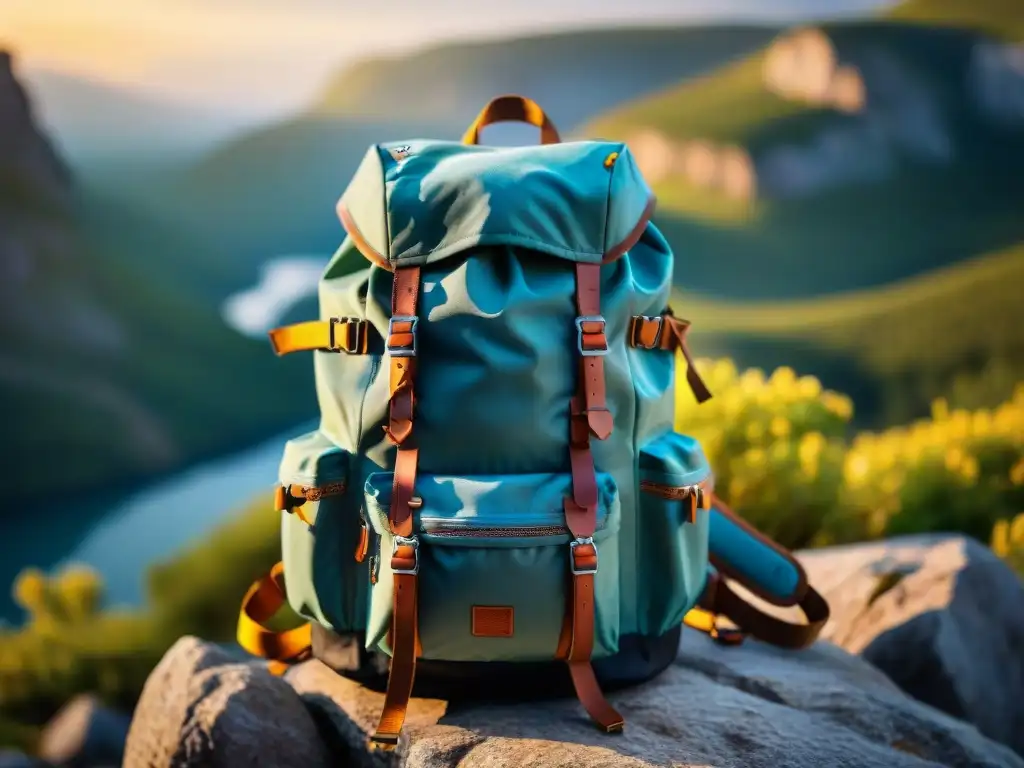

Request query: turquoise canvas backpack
[{"left": 238, "top": 95, "right": 830, "bottom": 751}]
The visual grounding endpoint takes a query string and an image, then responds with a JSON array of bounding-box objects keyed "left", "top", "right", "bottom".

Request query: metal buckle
[
  {"left": 575, "top": 315, "right": 608, "bottom": 357},
  {"left": 328, "top": 317, "right": 367, "bottom": 354},
  {"left": 570, "top": 536, "right": 599, "bottom": 575},
  {"left": 391, "top": 535, "right": 420, "bottom": 575},
  {"left": 630, "top": 315, "right": 663, "bottom": 350},
  {"left": 387, "top": 315, "right": 418, "bottom": 358}
]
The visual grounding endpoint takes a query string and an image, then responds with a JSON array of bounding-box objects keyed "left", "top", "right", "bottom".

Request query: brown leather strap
[
  {"left": 698, "top": 569, "right": 829, "bottom": 650},
  {"left": 567, "top": 543, "right": 624, "bottom": 733},
  {"left": 562, "top": 261, "right": 623, "bottom": 733},
  {"left": 384, "top": 267, "right": 421, "bottom": 447},
  {"left": 274, "top": 482, "right": 347, "bottom": 528},
  {"left": 370, "top": 549, "right": 420, "bottom": 751},
  {"left": 370, "top": 265, "right": 424, "bottom": 751},
  {"left": 461, "top": 94, "right": 561, "bottom": 146},
  {"left": 628, "top": 312, "right": 712, "bottom": 403}
]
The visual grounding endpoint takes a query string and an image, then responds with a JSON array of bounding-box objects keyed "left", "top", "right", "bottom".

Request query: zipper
[
  {"left": 640, "top": 477, "right": 714, "bottom": 523},
  {"left": 639, "top": 476, "right": 713, "bottom": 501},
  {"left": 422, "top": 522, "right": 605, "bottom": 538}
]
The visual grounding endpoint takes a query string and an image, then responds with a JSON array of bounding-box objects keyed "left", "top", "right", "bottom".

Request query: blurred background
[{"left": 1, "top": 0, "right": 1022, "bottom": 754}]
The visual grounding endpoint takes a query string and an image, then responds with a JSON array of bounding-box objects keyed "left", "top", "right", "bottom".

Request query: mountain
[
  {"left": 679, "top": 243, "right": 1024, "bottom": 426},
  {"left": 886, "top": 0, "right": 1024, "bottom": 39},
  {"left": 160, "top": 25, "right": 782, "bottom": 271},
  {"left": 21, "top": 69, "right": 252, "bottom": 172},
  {"left": 0, "top": 51, "right": 311, "bottom": 504},
  {"left": 584, "top": 19, "right": 1024, "bottom": 299},
  {"left": 578, "top": 3, "right": 1024, "bottom": 421}
]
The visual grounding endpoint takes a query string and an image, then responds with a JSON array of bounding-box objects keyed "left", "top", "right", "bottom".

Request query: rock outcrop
[
  {"left": 125, "top": 629, "right": 1023, "bottom": 767},
  {"left": 36, "top": 695, "right": 131, "bottom": 768},
  {"left": 798, "top": 534, "right": 1024, "bottom": 758}
]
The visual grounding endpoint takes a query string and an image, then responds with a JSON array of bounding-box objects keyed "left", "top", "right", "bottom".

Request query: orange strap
[
  {"left": 628, "top": 312, "right": 712, "bottom": 403},
  {"left": 267, "top": 317, "right": 369, "bottom": 356},
  {"left": 562, "top": 261, "right": 623, "bottom": 734},
  {"left": 236, "top": 562, "right": 312, "bottom": 670},
  {"left": 370, "top": 265, "right": 424, "bottom": 752},
  {"left": 461, "top": 94, "right": 561, "bottom": 146}
]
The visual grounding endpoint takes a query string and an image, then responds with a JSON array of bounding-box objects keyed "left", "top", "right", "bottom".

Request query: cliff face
[
  {"left": 0, "top": 51, "right": 310, "bottom": 507},
  {"left": 0, "top": 51, "right": 70, "bottom": 201}
]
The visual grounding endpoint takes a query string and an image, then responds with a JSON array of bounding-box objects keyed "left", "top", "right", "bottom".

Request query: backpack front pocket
[
  {"left": 636, "top": 431, "right": 713, "bottom": 637},
  {"left": 278, "top": 431, "right": 367, "bottom": 632},
  {"left": 362, "top": 471, "right": 621, "bottom": 663}
]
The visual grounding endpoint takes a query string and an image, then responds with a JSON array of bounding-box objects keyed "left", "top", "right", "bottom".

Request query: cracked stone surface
[
  {"left": 797, "top": 535, "right": 1024, "bottom": 758},
  {"left": 122, "top": 637, "right": 331, "bottom": 767},
  {"left": 123, "top": 632, "right": 1024, "bottom": 767}
]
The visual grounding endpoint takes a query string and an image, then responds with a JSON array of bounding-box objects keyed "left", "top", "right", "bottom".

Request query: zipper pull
[{"left": 354, "top": 508, "right": 370, "bottom": 563}]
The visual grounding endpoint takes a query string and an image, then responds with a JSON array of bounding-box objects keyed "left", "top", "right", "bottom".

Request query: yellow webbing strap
[
  {"left": 267, "top": 318, "right": 368, "bottom": 356},
  {"left": 237, "top": 561, "right": 312, "bottom": 673},
  {"left": 683, "top": 606, "right": 745, "bottom": 645}
]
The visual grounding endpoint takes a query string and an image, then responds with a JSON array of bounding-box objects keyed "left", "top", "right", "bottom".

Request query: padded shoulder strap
[{"left": 685, "top": 495, "right": 829, "bottom": 649}]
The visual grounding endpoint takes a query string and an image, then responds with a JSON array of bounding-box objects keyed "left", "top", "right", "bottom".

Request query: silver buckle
[
  {"left": 391, "top": 535, "right": 420, "bottom": 575},
  {"left": 575, "top": 315, "right": 608, "bottom": 357},
  {"left": 387, "top": 315, "right": 418, "bottom": 358},
  {"left": 570, "top": 536, "right": 598, "bottom": 575},
  {"left": 328, "top": 317, "right": 367, "bottom": 354},
  {"left": 631, "top": 315, "right": 663, "bottom": 349}
]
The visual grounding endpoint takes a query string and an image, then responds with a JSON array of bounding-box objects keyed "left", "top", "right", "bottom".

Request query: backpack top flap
[{"left": 336, "top": 139, "right": 657, "bottom": 270}]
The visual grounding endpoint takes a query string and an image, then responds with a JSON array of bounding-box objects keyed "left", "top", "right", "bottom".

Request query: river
[
  {"left": 0, "top": 257, "right": 331, "bottom": 626},
  {"left": 0, "top": 422, "right": 316, "bottom": 626}
]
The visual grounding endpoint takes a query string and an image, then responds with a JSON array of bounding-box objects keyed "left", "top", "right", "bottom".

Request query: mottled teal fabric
[
  {"left": 279, "top": 137, "right": 716, "bottom": 662},
  {"left": 363, "top": 471, "right": 621, "bottom": 660},
  {"left": 339, "top": 140, "right": 652, "bottom": 267}
]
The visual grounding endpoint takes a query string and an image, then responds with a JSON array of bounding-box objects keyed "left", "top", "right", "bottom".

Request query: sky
[{"left": 1, "top": 0, "right": 896, "bottom": 119}]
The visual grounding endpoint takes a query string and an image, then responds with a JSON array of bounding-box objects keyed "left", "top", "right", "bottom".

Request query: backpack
[{"left": 236, "top": 95, "right": 830, "bottom": 751}]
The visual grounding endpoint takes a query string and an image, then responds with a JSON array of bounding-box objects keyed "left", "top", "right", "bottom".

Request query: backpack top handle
[{"left": 461, "top": 94, "right": 562, "bottom": 146}]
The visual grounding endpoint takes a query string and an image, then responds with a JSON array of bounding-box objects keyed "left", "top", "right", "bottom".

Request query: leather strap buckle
[
  {"left": 328, "top": 317, "right": 368, "bottom": 354},
  {"left": 387, "top": 315, "right": 418, "bottom": 358},
  {"left": 570, "top": 536, "right": 599, "bottom": 575},
  {"left": 391, "top": 535, "right": 420, "bottom": 575},
  {"left": 575, "top": 315, "right": 608, "bottom": 357},
  {"left": 629, "top": 315, "right": 663, "bottom": 350}
]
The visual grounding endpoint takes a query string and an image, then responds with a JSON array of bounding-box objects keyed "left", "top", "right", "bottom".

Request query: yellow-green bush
[
  {"left": 840, "top": 387, "right": 1024, "bottom": 544},
  {"left": 991, "top": 512, "right": 1024, "bottom": 576},
  {"left": 677, "top": 356, "right": 1024, "bottom": 551},
  {"left": 676, "top": 358, "right": 854, "bottom": 548},
  {"left": 0, "top": 496, "right": 281, "bottom": 739}
]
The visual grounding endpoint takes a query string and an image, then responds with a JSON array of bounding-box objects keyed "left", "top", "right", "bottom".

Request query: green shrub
[
  {"left": 675, "top": 357, "right": 854, "bottom": 548},
  {"left": 0, "top": 496, "right": 282, "bottom": 742},
  {"left": 991, "top": 512, "right": 1024, "bottom": 577}
]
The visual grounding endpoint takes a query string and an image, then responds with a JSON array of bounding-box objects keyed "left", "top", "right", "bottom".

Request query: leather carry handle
[{"left": 461, "top": 94, "right": 561, "bottom": 146}]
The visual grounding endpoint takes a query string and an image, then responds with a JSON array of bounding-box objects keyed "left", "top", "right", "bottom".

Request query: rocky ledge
[
  {"left": 8, "top": 534, "right": 1020, "bottom": 768},
  {"left": 123, "top": 629, "right": 1021, "bottom": 768}
]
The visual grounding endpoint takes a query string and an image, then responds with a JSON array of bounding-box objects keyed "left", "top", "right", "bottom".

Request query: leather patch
[{"left": 471, "top": 606, "right": 514, "bottom": 638}]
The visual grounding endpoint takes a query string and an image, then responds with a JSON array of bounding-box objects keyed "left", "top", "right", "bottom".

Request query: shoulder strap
[{"left": 684, "top": 494, "right": 829, "bottom": 649}]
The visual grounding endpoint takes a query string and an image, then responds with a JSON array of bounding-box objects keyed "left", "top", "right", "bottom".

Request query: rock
[
  {"left": 36, "top": 695, "right": 129, "bottom": 768},
  {"left": 283, "top": 630, "right": 1020, "bottom": 767},
  {"left": 798, "top": 534, "right": 1024, "bottom": 759},
  {"left": 122, "top": 636, "right": 331, "bottom": 768},
  {"left": 0, "top": 751, "right": 49, "bottom": 768}
]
